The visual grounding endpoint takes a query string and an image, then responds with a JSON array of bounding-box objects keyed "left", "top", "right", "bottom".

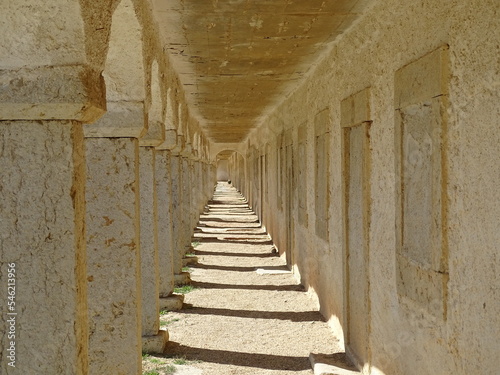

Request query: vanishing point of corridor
[{"left": 142, "top": 182, "right": 354, "bottom": 374}]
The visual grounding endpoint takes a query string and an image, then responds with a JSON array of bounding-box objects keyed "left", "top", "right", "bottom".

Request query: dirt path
[{"left": 143, "top": 182, "right": 342, "bottom": 375}]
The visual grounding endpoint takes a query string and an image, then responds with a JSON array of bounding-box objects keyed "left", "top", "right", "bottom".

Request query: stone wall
[{"left": 234, "top": 1, "right": 500, "bottom": 374}]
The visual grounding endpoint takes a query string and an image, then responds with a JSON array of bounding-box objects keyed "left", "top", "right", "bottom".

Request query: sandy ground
[{"left": 143, "top": 183, "right": 343, "bottom": 375}]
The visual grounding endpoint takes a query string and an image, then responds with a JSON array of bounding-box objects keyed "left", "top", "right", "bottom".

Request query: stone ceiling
[{"left": 151, "top": 0, "right": 368, "bottom": 144}]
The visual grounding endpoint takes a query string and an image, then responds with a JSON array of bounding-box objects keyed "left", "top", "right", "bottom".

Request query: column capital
[
  {"left": 140, "top": 120, "right": 165, "bottom": 147},
  {"left": 155, "top": 129, "right": 177, "bottom": 150},
  {"left": 0, "top": 65, "right": 105, "bottom": 122},
  {"left": 84, "top": 101, "right": 146, "bottom": 138}
]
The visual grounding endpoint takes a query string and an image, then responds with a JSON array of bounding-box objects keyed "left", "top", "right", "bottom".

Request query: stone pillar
[
  {"left": 0, "top": 121, "right": 88, "bottom": 374},
  {"left": 170, "top": 155, "right": 190, "bottom": 285},
  {"left": 170, "top": 154, "right": 183, "bottom": 273},
  {"left": 181, "top": 157, "right": 192, "bottom": 253},
  {"left": 155, "top": 150, "right": 184, "bottom": 310},
  {"left": 84, "top": 103, "right": 143, "bottom": 375},
  {"left": 0, "top": 65, "right": 104, "bottom": 374},
  {"left": 189, "top": 159, "right": 198, "bottom": 232},
  {"left": 138, "top": 146, "right": 168, "bottom": 353},
  {"left": 154, "top": 150, "right": 175, "bottom": 296}
]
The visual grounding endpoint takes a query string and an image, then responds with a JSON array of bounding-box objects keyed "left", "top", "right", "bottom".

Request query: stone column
[
  {"left": 138, "top": 146, "right": 168, "bottom": 353},
  {"left": 154, "top": 150, "right": 175, "bottom": 296},
  {"left": 172, "top": 154, "right": 191, "bottom": 285},
  {"left": 84, "top": 103, "right": 144, "bottom": 374},
  {"left": 181, "top": 157, "right": 192, "bottom": 253},
  {"left": 154, "top": 131, "right": 184, "bottom": 311},
  {"left": 0, "top": 65, "right": 105, "bottom": 375}
]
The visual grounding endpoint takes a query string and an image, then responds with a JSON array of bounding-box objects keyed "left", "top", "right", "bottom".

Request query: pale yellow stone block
[
  {"left": 159, "top": 294, "right": 185, "bottom": 311},
  {"left": 155, "top": 149, "right": 175, "bottom": 297},
  {"left": 84, "top": 101, "right": 146, "bottom": 138},
  {"left": 174, "top": 272, "right": 191, "bottom": 286},
  {"left": 0, "top": 65, "right": 105, "bottom": 122},
  {"left": 139, "top": 147, "right": 161, "bottom": 336},
  {"left": 142, "top": 329, "right": 169, "bottom": 354},
  {"left": 85, "top": 137, "right": 142, "bottom": 375},
  {"left": 394, "top": 45, "right": 449, "bottom": 109},
  {"left": 0, "top": 121, "right": 88, "bottom": 374}
]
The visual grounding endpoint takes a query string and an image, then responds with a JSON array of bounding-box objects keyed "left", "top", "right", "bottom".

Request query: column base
[
  {"left": 142, "top": 329, "right": 169, "bottom": 354},
  {"left": 159, "top": 294, "right": 185, "bottom": 311},
  {"left": 182, "top": 255, "right": 199, "bottom": 267},
  {"left": 174, "top": 272, "right": 191, "bottom": 285},
  {"left": 309, "top": 353, "right": 359, "bottom": 375}
]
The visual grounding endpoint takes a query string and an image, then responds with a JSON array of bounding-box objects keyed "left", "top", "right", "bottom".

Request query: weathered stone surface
[
  {"left": 0, "top": 121, "right": 88, "bottom": 375},
  {"left": 85, "top": 137, "right": 141, "bottom": 375},
  {"left": 394, "top": 46, "right": 449, "bottom": 109},
  {"left": 174, "top": 272, "right": 191, "bottom": 286},
  {"left": 0, "top": 65, "right": 105, "bottom": 122},
  {"left": 151, "top": 0, "right": 366, "bottom": 142},
  {"left": 159, "top": 294, "right": 185, "bottom": 311},
  {"left": 142, "top": 329, "right": 169, "bottom": 354},
  {"left": 309, "top": 353, "right": 359, "bottom": 375},
  {"left": 182, "top": 256, "right": 199, "bottom": 267},
  {"left": 170, "top": 154, "right": 184, "bottom": 273},
  {"left": 139, "top": 147, "right": 161, "bottom": 336},
  {"left": 0, "top": 1, "right": 86, "bottom": 68},
  {"left": 155, "top": 149, "right": 175, "bottom": 297},
  {"left": 181, "top": 157, "right": 193, "bottom": 252},
  {"left": 83, "top": 101, "right": 146, "bottom": 138}
]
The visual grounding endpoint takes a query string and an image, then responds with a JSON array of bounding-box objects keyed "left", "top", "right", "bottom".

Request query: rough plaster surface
[
  {"left": 155, "top": 150, "right": 175, "bottom": 296},
  {"left": 0, "top": 121, "right": 87, "bottom": 374},
  {"left": 85, "top": 137, "right": 141, "bottom": 375},
  {"left": 139, "top": 147, "right": 160, "bottom": 336}
]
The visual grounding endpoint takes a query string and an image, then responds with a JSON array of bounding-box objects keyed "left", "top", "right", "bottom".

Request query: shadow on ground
[{"left": 164, "top": 343, "right": 311, "bottom": 371}]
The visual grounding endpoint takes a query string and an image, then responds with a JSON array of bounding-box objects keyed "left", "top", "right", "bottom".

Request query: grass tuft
[{"left": 174, "top": 285, "right": 196, "bottom": 294}]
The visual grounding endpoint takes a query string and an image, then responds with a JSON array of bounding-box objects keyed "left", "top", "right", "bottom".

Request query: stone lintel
[
  {"left": 84, "top": 101, "right": 146, "bottom": 138},
  {"left": 140, "top": 119, "right": 165, "bottom": 147},
  {"left": 155, "top": 129, "right": 178, "bottom": 150},
  {"left": 341, "top": 88, "right": 371, "bottom": 128},
  {"left": 0, "top": 65, "right": 106, "bottom": 122},
  {"left": 142, "top": 330, "right": 169, "bottom": 354},
  {"left": 394, "top": 45, "right": 449, "bottom": 109}
]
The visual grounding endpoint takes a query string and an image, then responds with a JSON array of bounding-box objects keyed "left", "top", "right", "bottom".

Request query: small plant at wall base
[{"left": 174, "top": 285, "right": 196, "bottom": 294}]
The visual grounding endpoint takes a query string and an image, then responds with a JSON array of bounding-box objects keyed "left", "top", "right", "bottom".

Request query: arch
[
  {"left": 148, "top": 60, "right": 162, "bottom": 125},
  {"left": 140, "top": 59, "right": 165, "bottom": 146},
  {"left": 104, "top": 0, "right": 145, "bottom": 102},
  {"left": 84, "top": 0, "right": 146, "bottom": 137},
  {"left": 164, "top": 88, "right": 176, "bottom": 131},
  {"left": 209, "top": 142, "right": 246, "bottom": 162}
]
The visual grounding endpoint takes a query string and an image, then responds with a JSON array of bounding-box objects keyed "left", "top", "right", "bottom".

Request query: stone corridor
[
  {"left": 144, "top": 182, "right": 356, "bottom": 375},
  {"left": 1, "top": 1, "right": 498, "bottom": 374}
]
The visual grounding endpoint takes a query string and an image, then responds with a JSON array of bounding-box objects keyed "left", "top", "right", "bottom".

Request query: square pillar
[
  {"left": 139, "top": 146, "right": 168, "bottom": 353},
  {"left": 84, "top": 102, "right": 146, "bottom": 374},
  {"left": 0, "top": 121, "right": 88, "bottom": 374},
  {"left": 169, "top": 154, "right": 184, "bottom": 274},
  {"left": 155, "top": 150, "right": 175, "bottom": 295},
  {"left": 0, "top": 64, "right": 104, "bottom": 375},
  {"left": 85, "top": 137, "right": 142, "bottom": 374},
  {"left": 181, "top": 157, "right": 192, "bottom": 253}
]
